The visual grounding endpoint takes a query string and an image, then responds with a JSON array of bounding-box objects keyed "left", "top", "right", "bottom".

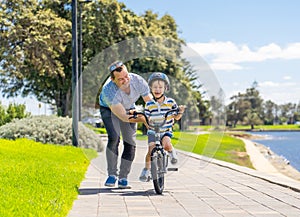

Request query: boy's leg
[
  {"left": 146, "top": 142, "right": 155, "bottom": 169},
  {"left": 139, "top": 138, "right": 155, "bottom": 182},
  {"left": 162, "top": 135, "right": 178, "bottom": 164},
  {"left": 161, "top": 135, "right": 172, "bottom": 152}
]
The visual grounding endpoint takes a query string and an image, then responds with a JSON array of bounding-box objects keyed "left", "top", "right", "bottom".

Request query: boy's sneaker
[
  {"left": 169, "top": 149, "right": 178, "bottom": 164},
  {"left": 104, "top": 175, "right": 117, "bottom": 187},
  {"left": 118, "top": 178, "right": 131, "bottom": 189},
  {"left": 139, "top": 168, "right": 150, "bottom": 182}
]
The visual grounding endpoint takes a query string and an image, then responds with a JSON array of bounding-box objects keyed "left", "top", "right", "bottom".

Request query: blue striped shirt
[{"left": 145, "top": 97, "right": 178, "bottom": 132}]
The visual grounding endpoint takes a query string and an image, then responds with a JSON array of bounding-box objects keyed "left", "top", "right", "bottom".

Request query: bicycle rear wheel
[{"left": 151, "top": 153, "right": 165, "bottom": 194}]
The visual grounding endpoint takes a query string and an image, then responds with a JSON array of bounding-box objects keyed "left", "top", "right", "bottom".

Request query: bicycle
[{"left": 130, "top": 108, "right": 179, "bottom": 194}]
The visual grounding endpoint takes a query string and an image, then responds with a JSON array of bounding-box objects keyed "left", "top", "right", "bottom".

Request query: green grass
[
  {"left": 85, "top": 124, "right": 107, "bottom": 134},
  {"left": 172, "top": 132, "right": 253, "bottom": 168},
  {"left": 136, "top": 130, "right": 253, "bottom": 168},
  {"left": 0, "top": 138, "right": 97, "bottom": 217},
  {"left": 231, "top": 124, "right": 300, "bottom": 131}
]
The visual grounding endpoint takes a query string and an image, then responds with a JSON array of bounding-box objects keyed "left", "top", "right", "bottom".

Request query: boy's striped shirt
[{"left": 145, "top": 97, "right": 178, "bottom": 132}]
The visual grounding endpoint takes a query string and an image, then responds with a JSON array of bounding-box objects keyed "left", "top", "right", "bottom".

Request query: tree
[
  {"left": 226, "top": 93, "right": 251, "bottom": 127},
  {"left": 1, "top": 0, "right": 202, "bottom": 118},
  {"left": 0, "top": 102, "right": 29, "bottom": 126},
  {"left": 279, "top": 102, "right": 296, "bottom": 124},
  {"left": 226, "top": 83, "right": 264, "bottom": 129},
  {"left": 243, "top": 86, "right": 264, "bottom": 129},
  {"left": 0, "top": 103, "right": 6, "bottom": 126},
  {"left": 294, "top": 102, "right": 300, "bottom": 122},
  {"left": 263, "top": 100, "right": 276, "bottom": 125},
  {"left": 0, "top": 0, "right": 71, "bottom": 116}
]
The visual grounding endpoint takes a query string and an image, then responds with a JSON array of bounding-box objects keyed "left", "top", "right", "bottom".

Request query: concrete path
[
  {"left": 242, "top": 138, "right": 281, "bottom": 174},
  {"left": 68, "top": 139, "right": 300, "bottom": 217}
]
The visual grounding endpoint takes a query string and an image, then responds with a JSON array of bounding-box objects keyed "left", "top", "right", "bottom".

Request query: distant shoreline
[
  {"left": 229, "top": 129, "right": 300, "bottom": 132},
  {"left": 231, "top": 132, "right": 300, "bottom": 181},
  {"left": 250, "top": 141, "right": 300, "bottom": 181}
]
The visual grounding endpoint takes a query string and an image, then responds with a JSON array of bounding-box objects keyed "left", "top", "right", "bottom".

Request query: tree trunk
[{"left": 55, "top": 89, "right": 71, "bottom": 117}]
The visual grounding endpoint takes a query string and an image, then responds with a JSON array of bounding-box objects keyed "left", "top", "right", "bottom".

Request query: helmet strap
[{"left": 154, "top": 94, "right": 164, "bottom": 101}]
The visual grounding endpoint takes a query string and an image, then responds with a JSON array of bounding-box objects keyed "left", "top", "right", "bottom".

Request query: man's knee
[
  {"left": 122, "top": 142, "right": 136, "bottom": 161},
  {"left": 107, "top": 137, "right": 120, "bottom": 152}
]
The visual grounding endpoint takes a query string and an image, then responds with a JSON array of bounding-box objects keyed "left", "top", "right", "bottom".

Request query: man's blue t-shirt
[{"left": 99, "top": 73, "right": 150, "bottom": 110}]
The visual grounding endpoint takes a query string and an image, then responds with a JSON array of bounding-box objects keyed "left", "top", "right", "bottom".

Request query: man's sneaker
[
  {"left": 169, "top": 149, "right": 178, "bottom": 164},
  {"left": 104, "top": 175, "right": 117, "bottom": 187},
  {"left": 118, "top": 178, "right": 131, "bottom": 189},
  {"left": 139, "top": 168, "right": 150, "bottom": 182}
]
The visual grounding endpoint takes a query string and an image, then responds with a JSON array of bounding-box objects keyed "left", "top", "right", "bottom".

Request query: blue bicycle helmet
[{"left": 148, "top": 72, "right": 170, "bottom": 91}]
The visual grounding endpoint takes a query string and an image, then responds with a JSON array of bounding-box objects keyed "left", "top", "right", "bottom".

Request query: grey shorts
[{"left": 147, "top": 130, "right": 173, "bottom": 144}]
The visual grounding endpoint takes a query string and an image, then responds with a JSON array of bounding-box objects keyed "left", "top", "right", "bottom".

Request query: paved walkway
[{"left": 68, "top": 139, "right": 300, "bottom": 217}]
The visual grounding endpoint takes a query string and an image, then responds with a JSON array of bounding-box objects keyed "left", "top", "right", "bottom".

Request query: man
[{"left": 99, "top": 61, "right": 152, "bottom": 188}]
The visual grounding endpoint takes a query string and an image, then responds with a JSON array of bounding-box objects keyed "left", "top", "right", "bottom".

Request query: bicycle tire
[{"left": 151, "top": 153, "right": 165, "bottom": 194}]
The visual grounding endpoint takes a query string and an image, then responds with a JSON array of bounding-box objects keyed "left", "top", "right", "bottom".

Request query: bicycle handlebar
[{"left": 129, "top": 108, "right": 179, "bottom": 128}]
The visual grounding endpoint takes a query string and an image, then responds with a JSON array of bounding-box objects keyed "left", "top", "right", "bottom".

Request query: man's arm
[
  {"left": 110, "top": 103, "right": 145, "bottom": 123},
  {"left": 142, "top": 93, "right": 152, "bottom": 103}
]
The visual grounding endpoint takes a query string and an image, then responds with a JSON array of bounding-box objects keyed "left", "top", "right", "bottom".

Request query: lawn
[
  {"left": 229, "top": 124, "right": 300, "bottom": 131},
  {"left": 137, "top": 131, "right": 254, "bottom": 168},
  {"left": 0, "top": 138, "right": 97, "bottom": 217},
  {"left": 172, "top": 132, "right": 254, "bottom": 168}
]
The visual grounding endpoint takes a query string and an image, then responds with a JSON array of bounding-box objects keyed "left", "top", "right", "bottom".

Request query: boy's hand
[
  {"left": 127, "top": 109, "right": 136, "bottom": 115},
  {"left": 178, "top": 105, "right": 186, "bottom": 114}
]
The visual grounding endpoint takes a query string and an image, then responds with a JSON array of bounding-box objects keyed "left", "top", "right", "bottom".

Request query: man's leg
[
  {"left": 100, "top": 106, "right": 120, "bottom": 176},
  {"left": 119, "top": 122, "right": 137, "bottom": 179}
]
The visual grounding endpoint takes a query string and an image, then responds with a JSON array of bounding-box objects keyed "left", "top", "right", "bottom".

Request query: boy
[{"left": 139, "top": 72, "right": 185, "bottom": 182}]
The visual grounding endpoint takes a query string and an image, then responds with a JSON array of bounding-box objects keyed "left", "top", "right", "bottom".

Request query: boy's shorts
[{"left": 147, "top": 130, "right": 173, "bottom": 145}]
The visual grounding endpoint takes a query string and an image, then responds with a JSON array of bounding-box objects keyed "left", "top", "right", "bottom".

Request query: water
[{"left": 250, "top": 131, "right": 300, "bottom": 172}]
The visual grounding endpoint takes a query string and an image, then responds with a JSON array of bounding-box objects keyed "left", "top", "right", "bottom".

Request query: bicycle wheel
[{"left": 151, "top": 152, "right": 165, "bottom": 194}]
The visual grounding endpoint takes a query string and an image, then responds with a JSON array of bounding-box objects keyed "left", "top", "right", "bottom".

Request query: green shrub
[
  {"left": 0, "top": 102, "right": 29, "bottom": 126},
  {"left": 0, "top": 115, "right": 104, "bottom": 151}
]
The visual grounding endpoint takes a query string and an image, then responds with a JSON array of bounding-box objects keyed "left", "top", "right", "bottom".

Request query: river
[{"left": 249, "top": 131, "right": 300, "bottom": 172}]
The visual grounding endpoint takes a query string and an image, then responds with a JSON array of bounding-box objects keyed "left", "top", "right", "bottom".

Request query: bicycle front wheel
[{"left": 151, "top": 153, "right": 165, "bottom": 194}]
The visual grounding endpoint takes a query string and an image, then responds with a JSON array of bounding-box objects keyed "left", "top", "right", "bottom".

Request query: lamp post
[
  {"left": 72, "top": 0, "right": 79, "bottom": 147},
  {"left": 78, "top": 0, "right": 92, "bottom": 121}
]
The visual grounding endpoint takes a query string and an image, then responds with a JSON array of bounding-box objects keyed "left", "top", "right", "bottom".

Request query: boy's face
[{"left": 151, "top": 80, "right": 165, "bottom": 98}]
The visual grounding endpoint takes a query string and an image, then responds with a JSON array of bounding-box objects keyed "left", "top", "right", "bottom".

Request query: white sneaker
[
  {"left": 169, "top": 149, "right": 178, "bottom": 164},
  {"left": 139, "top": 168, "right": 150, "bottom": 182}
]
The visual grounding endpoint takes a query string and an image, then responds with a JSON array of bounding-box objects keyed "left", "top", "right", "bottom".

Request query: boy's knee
[{"left": 164, "top": 143, "right": 172, "bottom": 151}]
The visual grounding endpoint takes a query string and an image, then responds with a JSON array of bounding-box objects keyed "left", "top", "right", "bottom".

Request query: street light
[
  {"left": 72, "top": 0, "right": 78, "bottom": 147},
  {"left": 78, "top": 0, "right": 92, "bottom": 121}
]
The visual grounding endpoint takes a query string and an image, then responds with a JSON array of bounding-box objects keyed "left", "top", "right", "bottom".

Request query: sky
[
  {"left": 120, "top": 0, "right": 300, "bottom": 105},
  {"left": 1, "top": 0, "right": 299, "bottom": 115}
]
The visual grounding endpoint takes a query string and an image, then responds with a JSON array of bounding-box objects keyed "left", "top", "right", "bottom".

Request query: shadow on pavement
[{"left": 79, "top": 187, "right": 158, "bottom": 196}]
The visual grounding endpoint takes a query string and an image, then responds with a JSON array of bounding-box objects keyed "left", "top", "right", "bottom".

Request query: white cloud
[
  {"left": 259, "top": 81, "right": 280, "bottom": 87},
  {"left": 259, "top": 81, "right": 297, "bottom": 88},
  {"left": 283, "top": 76, "right": 291, "bottom": 80},
  {"left": 210, "top": 62, "right": 243, "bottom": 71},
  {"left": 187, "top": 41, "right": 300, "bottom": 71}
]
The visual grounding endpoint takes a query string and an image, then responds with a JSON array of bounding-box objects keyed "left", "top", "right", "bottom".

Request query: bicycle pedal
[{"left": 167, "top": 168, "right": 178, "bottom": 171}]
